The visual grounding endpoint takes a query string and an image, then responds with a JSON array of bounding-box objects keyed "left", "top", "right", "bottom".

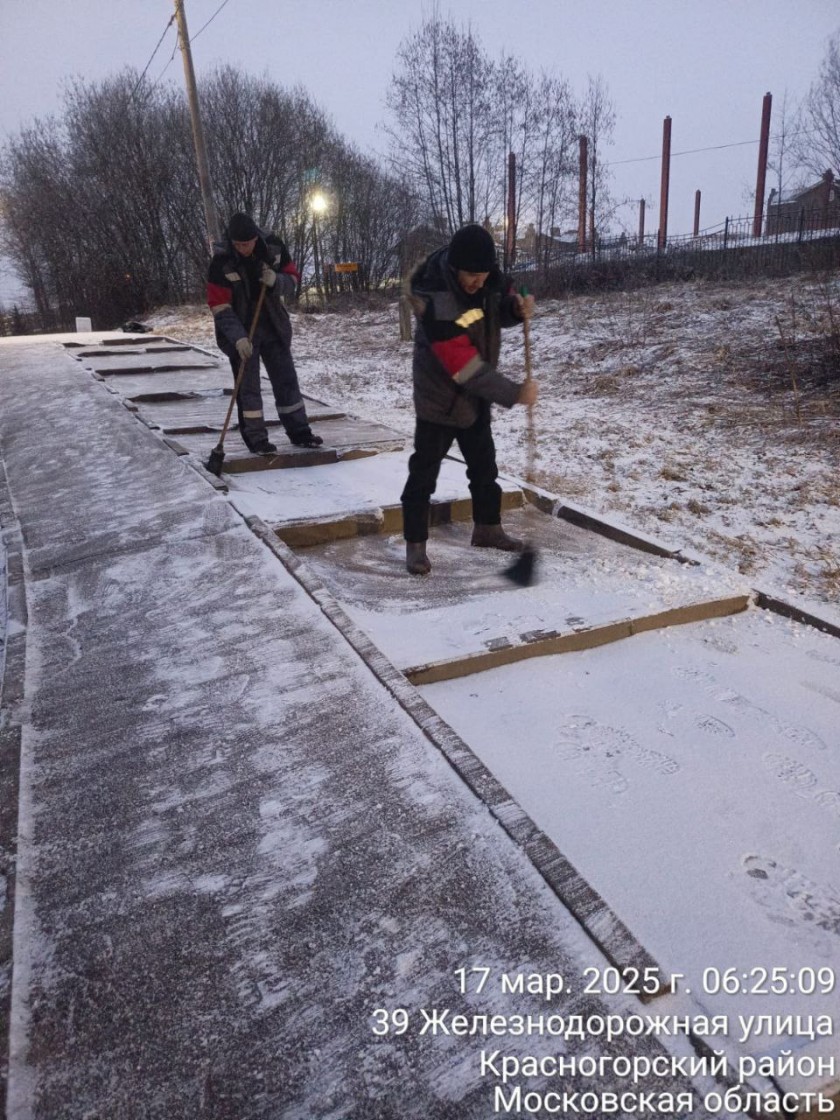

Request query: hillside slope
[{"left": 149, "top": 272, "right": 840, "bottom": 611}]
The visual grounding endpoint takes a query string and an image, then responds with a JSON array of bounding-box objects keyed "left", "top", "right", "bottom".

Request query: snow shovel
[
  {"left": 205, "top": 281, "right": 268, "bottom": 477},
  {"left": 504, "top": 295, "right": 538, "bottom": 587}
]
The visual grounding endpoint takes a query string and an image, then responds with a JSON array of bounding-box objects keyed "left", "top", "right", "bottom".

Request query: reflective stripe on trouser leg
[
  {"left": 259, "top": 334, "right": 309, "bottom": 436},
  {"left": 226, "top": 348, "right": 268, "bottom": 446}
]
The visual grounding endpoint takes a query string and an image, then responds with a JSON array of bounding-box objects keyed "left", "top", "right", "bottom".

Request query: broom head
[{"left": 503, "top": 544, "right": 538, "bottom": 587}]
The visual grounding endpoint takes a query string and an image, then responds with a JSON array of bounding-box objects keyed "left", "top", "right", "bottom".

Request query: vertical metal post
[
  {"left": 723, "top": 217, "right": 729, "bottom": 250},
  {"left": 658, "top": 116, "right": 671, "bottom": 250},
  {"left": 174, "top": 0, "right": 220, "bottom": 245},
  {"left": 753, "top": 92, "right": 772, "bottom": 238},
  {"left": 638, "top": 198, "right": 645, "bottom": 246},
  {"left": 577, "top": 135, "right": 588, "bottom": 253},
  {"left": 505, "top": 152, "right": 517, "bottom": 270},
  {"left": 693, "top": 190, "right": 701, "bottom": 237}
]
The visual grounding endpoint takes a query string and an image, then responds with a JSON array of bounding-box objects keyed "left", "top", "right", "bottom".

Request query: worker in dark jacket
[
  {"left": 207, "top": 212, "right": 322, "bottom": 453},
  {"left": 400, "top": 223, "right": 537, "bottom": 575}
]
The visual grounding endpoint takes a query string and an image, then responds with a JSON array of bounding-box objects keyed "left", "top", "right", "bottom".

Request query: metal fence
[{"left": 512, "top": 207, "right": 840, "bottom": 296}]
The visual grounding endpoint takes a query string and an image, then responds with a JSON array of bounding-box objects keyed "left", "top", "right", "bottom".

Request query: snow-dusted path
[
  {"left": 2, "top": 329, "right": 839, "bottom": 1117},
  {"left": 0, "top": 335, "right": 735, "bottom": 1119}
]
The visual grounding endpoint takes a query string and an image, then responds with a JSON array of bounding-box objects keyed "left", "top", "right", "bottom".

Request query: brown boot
[
  {"left": 406, "top": 541, "right": 432, "bottom": 575},
  {"left": 471, "top": 523, "right": 524, "bottom": 552}
]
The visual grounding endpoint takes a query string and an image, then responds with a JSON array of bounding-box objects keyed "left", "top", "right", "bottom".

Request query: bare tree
[
  {"left": 794, "top": 31, "right": 840, "bottom": 180},
  {"left": 578, "top": 75, "right": 617, "bottom": 241},
  {"left": 319, "top": 147, "right": 423, "bottom": 289},
  {"left": 494, "top": 53, "right": 537, "bottom": 257},
  {"left": 385, "top": 15, "right": 495, "bottom": 235},
  {"left": 527, "top": 73, "right": 578, "bottom": 268},
  {"left": 0, "top": 69, "right": 202, "bottom": 327}
]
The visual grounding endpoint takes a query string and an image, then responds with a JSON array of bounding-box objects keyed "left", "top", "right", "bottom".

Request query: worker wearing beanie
[
  {"left": 400, "top": 223, "right": 537, "bottom": 575},
  {"left": 207, "top": 212, "right": 322, "bottom": 453}
]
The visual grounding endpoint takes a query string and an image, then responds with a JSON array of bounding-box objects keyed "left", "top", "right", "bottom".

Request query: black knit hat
[
  {"left": 227, "top": 212, "right": 260, "bottom": 241},
  {"left": 448, "top": 224, "right": 497, "bottom": 271}
]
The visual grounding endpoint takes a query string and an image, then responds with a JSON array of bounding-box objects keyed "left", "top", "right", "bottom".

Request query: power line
[
  {"left": 129, "top": 15, "right": 176, "bottom": 102},
  {"left": 607, "top": 127, "right": 816, "bottom": 168},
  {"left": 191, "top": 0, "right": 234, "bottom": 41},
  {"left": 152, "top": 0, "right": 233, "bottom": 89}
]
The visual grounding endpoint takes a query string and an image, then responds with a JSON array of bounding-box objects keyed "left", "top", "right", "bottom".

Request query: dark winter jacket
[
  {"left": 408, "top": 246, "right": 524, "bottom": 428},
  {"left": 207, "top": 233, "right": 299, "bottom": 350}
]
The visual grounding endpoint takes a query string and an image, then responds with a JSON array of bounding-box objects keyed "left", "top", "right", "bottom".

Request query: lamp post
[{"left": 310, "top": 192, "right": 328, "bottom": 301}]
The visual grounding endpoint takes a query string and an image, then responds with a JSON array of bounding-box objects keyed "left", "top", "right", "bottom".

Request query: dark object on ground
[
  {"left": 122, "top": 321, "right": 150, "bottom": 333},
  {"left": 503, "top": 544, "right": 537, "bottom": 587}
]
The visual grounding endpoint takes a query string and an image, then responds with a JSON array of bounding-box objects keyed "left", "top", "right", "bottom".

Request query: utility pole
[
  {"left": 505, "top": 153, "right": 517, "bottom": 270},
  {"left": 577, "top": 135, "right": 588, "bottom": 254},
  {"left": 753, "top": 92, "right": 772, "bottom": 238},
  {"left": 658, "top": 116, "right": 672, "bottom": 250},
  {"left": 173, "top": 0, "right": 220, "bottom": 245}
]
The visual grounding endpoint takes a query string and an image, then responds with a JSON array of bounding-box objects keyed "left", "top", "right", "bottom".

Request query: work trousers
[
  {"left": 400, "top": 410, "right": 502, "bottom": 543},
  {"left": 222, "top": 324, "right": 309, "bottom": 448}
]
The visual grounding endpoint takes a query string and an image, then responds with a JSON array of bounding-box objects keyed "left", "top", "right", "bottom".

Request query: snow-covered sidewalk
[
  {"left": 2, "top": 330, "right": 839, "bottom": 1117},
  {"left": 1, "top": 335, "right": 739, "bottom": 1118}
]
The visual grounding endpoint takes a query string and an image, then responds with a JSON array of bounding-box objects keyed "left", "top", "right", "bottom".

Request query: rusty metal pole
[
  {"left": 638, "top": 198, "right": 645, "bottom": 245},
  {"left": 753, "top": 92, "right": 772, "bottom": 238},
  {"left": 505, "top": 152, "right": 516, "bottom": 270},
  {"left": 174, "top": 0, "right": 220, "bottom": 245},
  {"left": 658, "top": 116, "right": 671, "bottom": 250},
  {"left": 693, "top": 190, "right": 701, "bottom": 237},
  {"left": 577, "top": 135, "right": 588, "bottom": 253}
]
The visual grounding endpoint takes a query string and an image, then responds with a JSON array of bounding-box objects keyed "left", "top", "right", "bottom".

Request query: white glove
[
  {"left": 235, "top": 337, "right": 253, "bottom": 360},
  {"left": 260, "top": 262, "right": 276, "bottom": 288}
]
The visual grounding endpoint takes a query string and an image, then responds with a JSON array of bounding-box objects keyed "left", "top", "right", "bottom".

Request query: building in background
[{"left": 766, "top": 170, "right": 839, "bottom": 235}]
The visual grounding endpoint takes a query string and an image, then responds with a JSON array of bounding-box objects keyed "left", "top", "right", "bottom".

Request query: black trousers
[
  {"left": 400, "top": 410, "right": 502, "bottom": 542},
  {"left": 220, "top": 324, "right": 309, "bottom": 448}
]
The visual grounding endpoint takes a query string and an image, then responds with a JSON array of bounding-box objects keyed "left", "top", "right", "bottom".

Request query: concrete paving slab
[
  {"left": 68, "top": 344, "right": 194, "bottom": 358},
  {"left": 133, "top": 394, "right": 346, "bottom": 434},
  {"left": 298, "top": 508, "right": 753, "bottom": 674},
  {"left": 224, "top": 449, "right": 524, "bottom": 531},
  {"left": 419, "top": 607, "right": 840, "bottom": 1089},
  {"left": 95, "top": 368, "right": 233, "bottom": 397},
  {"left": 70, "top": 349, "right": 219, "bottom": 373},
  {"left": 61, "top": 334, "right": 167, "bottom": 347},
  {"left": 0, "top": 337, "right": 734, "bottom": 1117},
  {"left": 172, "top": 417, "right": 406, "bottom": 474}
]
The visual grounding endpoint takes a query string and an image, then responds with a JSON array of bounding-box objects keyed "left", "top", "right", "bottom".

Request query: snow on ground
[{"left": 149, "top": 272, "right": 840, "bottom": 613}]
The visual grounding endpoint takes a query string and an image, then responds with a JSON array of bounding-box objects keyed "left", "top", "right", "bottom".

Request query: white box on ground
[{"left": 75, "top": 317, "right": 92, "bottom": 332}]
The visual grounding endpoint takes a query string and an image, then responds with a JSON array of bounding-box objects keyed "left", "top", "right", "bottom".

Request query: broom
[
  {"left": 504, "top": 291, "right": 538, "bottom": 587},
  {"left": 205, "top": 281, "right": 268, "bottom": 477}
]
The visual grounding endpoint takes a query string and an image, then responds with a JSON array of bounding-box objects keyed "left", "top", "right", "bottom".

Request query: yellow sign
[{"left": 333, "top": 262, "right": 359, "bottom": 273}]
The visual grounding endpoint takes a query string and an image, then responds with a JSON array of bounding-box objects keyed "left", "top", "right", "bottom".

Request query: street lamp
[{"left": 310, "top": 192, "right": 328, "bottom": 300}]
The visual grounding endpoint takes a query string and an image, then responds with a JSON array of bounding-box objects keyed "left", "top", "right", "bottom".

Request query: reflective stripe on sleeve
[{"left": 455, "top": 308, "right": 484, "bottom": 328}]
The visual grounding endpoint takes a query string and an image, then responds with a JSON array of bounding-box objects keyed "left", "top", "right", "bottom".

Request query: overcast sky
[{"left": 1, "top": 0, "right": 838, "bottom": 300}]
